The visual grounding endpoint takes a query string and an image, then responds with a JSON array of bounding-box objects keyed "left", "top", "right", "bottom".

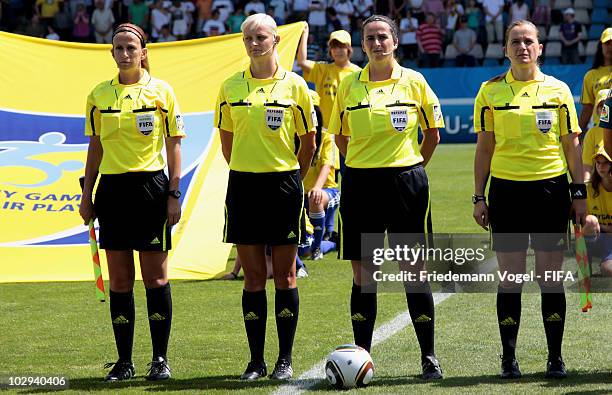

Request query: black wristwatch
[
  {"left": 472, "top": 194, "right": 486, "bottom": 204},
  {"left": 168, "top": 190, "right": 181, "bottom": 199}
]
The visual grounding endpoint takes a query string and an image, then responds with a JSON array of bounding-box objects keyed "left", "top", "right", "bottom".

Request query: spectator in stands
[
  {"left": 268, "top": 0, "right": 289, "bottom": 25},
  {"left": 195, "top": 0, "right": 212, "bottom": 34},
  {"left": 227, "top": 6, "right": 246, "bottom": 33},
  {"left": 509, "top": 0, "right": 529, "bottom": 24},
  {"left": 128, "top": 0, "right": 149, "bottom": 32},
  {"left": 559, "top": 8, "right": 581, "bottom": 65},
  {"left": 245, "top": 0, "right": 265, "bottom": 16},
  {"left": 150, "top": 0, "right": 171, "bottom": 41},
  {"left": 170, "top": 0, "right": 195, "bottom": 41},
  {"left": 46, "top": 24, "right": 61, "bottom": 39},
  {"left": 308, "top": 0, "right": 327, "bottom": 44},
  {"left": 290, "top": 0, "right": 310, "bottom": 23},
  {"left": 453, "top": 16, "right": 476, "bottom": 66},
  {"left": 353, "top": 0, "right": 374, "bottom": 21},
  {"left": 532, "top": 0, "right": 551, "bottom": 27},
  {"left": 400, "top": 8, "right": 419, "bottom": 61},
  {"left": 416, "top": 12, "right": 443, "bottom": 68},
  {"left": 72, "top": 3, "right": 90, "bottom": 41},
  {"left": 331, "top": 0, "right": 354, "bottom": 31},
  {"left": 36, "top": 0, "right": 62, "bottom": 28},
  {"left": 157, "top": 23, "right": 177, "bottom": 41},
  {"left": 410, "top": 0, "right": 425, "bottom": 22},
  {"left": 465, "top": 0, "right": 481, "bottom": 31},
  {"left": 326, "top": 7, "right": 342, "bottom": 32},
  {"left": 422, "top": 0, "right": 444, "bottom": 19},
  {"left": 91, "top": 0, "right": 115, "bottom": 43},
  {"left": 306, "top": 33, "right": 322, "bottom": 60},
  {"left": 482, "top": 0, "right": 504, "bottom": 43},
  {"left": 443, "top": 0, "right": 462, "bottom": 44},
  {"left": 202, "top": 8, "right": 226, "bottom": 36},
  {"left": 53, "top": 1, "right": 73, "bottom": 40},
  {"left": 211, "top": 0, "right": 233, "bottom": 23}
]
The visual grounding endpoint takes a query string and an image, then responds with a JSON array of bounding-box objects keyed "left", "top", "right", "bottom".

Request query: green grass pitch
[{"left": 1, "top": 144, "right": 610, "bottom": 394}]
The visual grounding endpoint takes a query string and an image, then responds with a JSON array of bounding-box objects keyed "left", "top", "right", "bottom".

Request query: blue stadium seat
[
  {"left": 585, "top": 56, "right": 595, "bottom": 65},
  {"left": 401, "top": 59, "right": 418, "bottom": 69},
  {"left": 589, "top": 24, "right": 606, "bottom": 40},
  {"left": 590, "top": 9, "right": 609, "bottom": 24},
  {"left": 483, "top": 58, "right": 500, "bottom": 66},
  {"left": 593, "top": 0, "right": 608, "bottom": 7},
  {"left": 544, "top": 57, "right": 561, "bottom": 65}
]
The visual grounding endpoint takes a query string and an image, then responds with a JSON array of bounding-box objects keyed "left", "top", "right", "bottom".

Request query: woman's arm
[
  {"left": 420, "top": 128, "right": 440, "bottom": 166},
  {"left": 79, "top": 136, "right": 103, "bottom": 224},
  {"left": 335, "top": 134, "right": 350, "bottom": 157},
  {"left": 219, "top": 129, "right": 233, "bottom": 164},
  {"left": 165, "top": 136, "right": 182, "bottom": 226},
  {"left": 473, "top": 130, "right": 495, "bottom": 230},
  {"left": 297, "top": 24, "right": 315, "bottom": 74},
  {"left": 297, "top": 132, "right": 316, "bottom": 179},
  {"left": 562, "top": 132, "right": 587, "bottom": 225}
]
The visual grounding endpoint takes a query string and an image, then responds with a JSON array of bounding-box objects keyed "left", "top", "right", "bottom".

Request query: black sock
[
  {"left": 242, "top": 289, "right": 267, "bottom": 362},
  {"left": 275, "top": 288, "right": 299, "bottom": 362},
  {"left": 541, "top": 284, "right": 566, "bottom": 359},
  {"left": 145, "top": 283, "right": 172, "bottom": 360},
  {"left": 497, "top": 286, "right": 522, "bottom": 359},
  {"left": 350, "top": 283, "right": 377, "bottom": 352},
  {"left": 109, "top": 289, "right": 135, "bottom": 362},
  {"left": 405, "top": 282, "right": 435, "bottom": 358}
]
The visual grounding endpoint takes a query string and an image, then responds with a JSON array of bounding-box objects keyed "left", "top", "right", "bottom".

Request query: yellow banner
[{"left": 0, "top": 23, "right": 305, "bottom": 282}]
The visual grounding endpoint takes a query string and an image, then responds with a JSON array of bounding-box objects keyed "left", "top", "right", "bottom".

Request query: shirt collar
[
  {"left": 111, "top": 69, "right": 151, "bottom": 86},
  {"left": 244, "top": 65, "right": 286, "bottom": 80},
  {"left": 359, "top": 61, "right": 403, "bottom": 82},
  {"left": 505, "top": 68, "right": 546, "bottom": 83}
]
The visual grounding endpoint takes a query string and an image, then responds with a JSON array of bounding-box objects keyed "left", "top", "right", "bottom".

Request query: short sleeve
[
  {"left": 559, "top": 83, "right": 580, "bottom": 136},
  {"left": 84, "top": 92, "right": 100, "bottom": 137},
  {"left": 304, "top": 62, "right": 322, "bottom": 84},
  {"left": 418, "top": 76, "right": 445, "bottom": 130},
  {"left": 582, "top": 127, "right": 595, "bottom": 165},
  {"left": 473, "top": 83, "right": 493, "bottom": 133},
  {"left": 599, "top": 97, "right": 612, "bottom": 129},
  {"left": 328, "top": 75, "right": 350, "bottom": 136},
  {"left": 293, "top": 77, "right": 316, "bottom": 136},
  {"left": 214, "top": 82, "right": 233, "bottom": 132},
  {"left": 319, "top": 132, "right": 336, "bottom": 166},
  {"left": 580, "top": 72, "right": 594, "bottom": 105},
  {"left": 161, "top": 84, "right": 186, "bottom": 138}
]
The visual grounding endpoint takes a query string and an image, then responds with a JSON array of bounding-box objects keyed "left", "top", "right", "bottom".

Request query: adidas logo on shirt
[
  {"left": 125, "top": 94, "right": 132, "bottom": 100},
  {"left": 113, "top": 315, "right": 129, "bottom": 324},
  {"left": 257, "top": 88, "right": 265, "bottom": 94},
  {"left": 521, "top": 92, "right": 529, "bottom": 97},
  {"left": 414, "top": 314, "right": 431, "bottom": 323},
  {"left": 149, "top": 313, "right": 166, "bottom": 321},
  {"left": 546, "top": 313, "right": 562, "bottom": 322},
  {"left": 499, "top": 317, "right": 517, "bottom": 326},
  {"left": 376, "top": 89, "right": 384, "bottom": 94},
  {"left": 244, "top": 312, "right": 259, "bottom": 321},
  {"left": 351, "top": 313, "right": 366, "bottom": 321},
  {"left": 277, "top": 308, "right": 294, "bottom": 318}
]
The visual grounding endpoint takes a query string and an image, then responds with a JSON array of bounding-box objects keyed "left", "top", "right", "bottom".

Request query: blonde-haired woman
[
  {"left": 214, "top": 13, "right": 316, "bottom": 381},
  {"left": 473, "top": 20, "right": 584, "bottom": 379}
]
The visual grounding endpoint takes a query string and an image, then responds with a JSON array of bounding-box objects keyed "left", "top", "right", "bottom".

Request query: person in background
[
  {"left": 72, "top": 4, "right": 90, "bottom": 41},
  {"left": 416, "top": 13, "right": 444, "bottom": 68},
  {"left": 92, "top": 0, "right": 115, "bottom": 43},
  {"left": 579, "top": 29, "right": 612, "bottom": 132},
  {"left": 453, "top": 16, "right": 476, "bottom": 67},
  {"left": 227, "top": 6, "right": 246, "bottom": 33},
  {"left": 560, "top": 8, "right": 581, "bottom": 65},
  {"left": 202, "top": 8, "right": 226, "bottom": 36},
  {"left": 400, "top": 8, "right": 419, "bottom": 61},
  {"left": 157, "top": 23, "right": 177, "bottom": 41}
]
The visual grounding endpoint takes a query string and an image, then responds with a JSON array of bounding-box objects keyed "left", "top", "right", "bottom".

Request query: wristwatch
[
  {"left": 472, "top": 194, "right": 486, "bottom": 204},
  {"left": 168, "top": 190, "right": 181, "bottom": 199}
]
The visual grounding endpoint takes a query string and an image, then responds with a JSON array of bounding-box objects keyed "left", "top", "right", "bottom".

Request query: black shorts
[
  {"left": 224, "top": 170, "right": 303, "bottom": 245},
  {"left": 94, "top": 170, "right": 171, "bottom": 251},
  {"left": 488, "top": 174, "right": 571, "bottom": 252},
  {"left": 339, "top": 165, "right": 432, "bottom": 261}
]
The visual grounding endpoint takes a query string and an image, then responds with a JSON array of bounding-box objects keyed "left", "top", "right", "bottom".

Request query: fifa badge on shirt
[
  {"left": 136, "top": 113, "right": 155, "bottom": 135},
  {"left": 601, "top": 104, "right": 610, "bottom": 123},
  {"left": 433, "top": 105, "right": 442, "bottom": 122},
  {"left": 535, "top": 111, "right": 553, "bottom": 133},
  {"left": 390, "top": 108, "right": 408, "bottom": 132},
  {"left": 266, "top": 107, "right": 284, "bottom": 130},
  {"left": 175, "top": 114, "right": 185, "bottom": 131}
]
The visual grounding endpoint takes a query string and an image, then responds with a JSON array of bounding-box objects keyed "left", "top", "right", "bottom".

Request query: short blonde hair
[{"left": 241, "top": 13, "right": 278, "bottom": 36}]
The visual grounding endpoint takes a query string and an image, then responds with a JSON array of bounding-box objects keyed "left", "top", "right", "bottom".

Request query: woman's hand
[
  {"left": 167, "top": 197, "right": 181, "bottom": 226},
  {"left": 79, "top": 196, "right": 95, "bottom": 225},
  {"left": 473, "top": 201, "right": 489, "bottom": 230},
  {"left": 308, "top": 187, "right": 325, "bottom": 206},
  {"left": 572, "top": 199, "right": 587, "bottom": 227}
]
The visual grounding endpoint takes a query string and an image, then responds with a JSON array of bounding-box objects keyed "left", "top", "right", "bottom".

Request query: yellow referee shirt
[
  {"left": 304, "top": 131, "right": 338, "bottom": 190},
  {"left": 588, "top": 183, "right": 612, "bottom": 226},
  {"left": 580, "top": 66, "right": 612, "bottom": 106},
  {"left": 582, "top": 125, "right": 604, "bottom": 166},
  {"left": 304, "top": 62, "right": 361, "bottom": 128},
  {"left": 474, "top": 70, "right": 580, "bottom": 181},
  {"left": 85, "top": 70, "right": 185, "bottom": 174},
  {"left": 214, "top": 66, "right": 315, "bottom": 173},
  {"left": 328, "top": 61, "right": 444, "bottom": 169}
]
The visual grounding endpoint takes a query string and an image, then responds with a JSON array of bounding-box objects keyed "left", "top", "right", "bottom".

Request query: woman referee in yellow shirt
[
  {"left": 328, "top": 15, "right": 445, "bottom": 380},
  {"left": 79, "top": 23, "right": 184, "bottom": 381},
  {"left": 214, "top": 13, "right": 316, "bottom": 381},
  {"left": 473, "top": 20, "right": 585, "bottom": 379}
]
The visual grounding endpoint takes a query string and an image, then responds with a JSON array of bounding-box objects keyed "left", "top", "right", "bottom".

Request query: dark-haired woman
[
  {"left": 80, "top": 23, "right": 184, "bottom": 382},
  {"left": 579, "top": 28, "right": 611, "bottom": 132}
]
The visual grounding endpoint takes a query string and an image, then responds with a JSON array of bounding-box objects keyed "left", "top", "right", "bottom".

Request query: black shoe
[
  {"left": 240, "top": 360, "right": 267, "bottom": 380},
  {"left": 104, "top": 360, "right": 135, "bottom": 382},
  {"left": 146, "top": 356, "right": 171, "bottom": 381},
  {"left": 500, "top": 356, "right": 522, "bottom": 379},
  {"left": 545, "top": 356, "right": 567, "bottom": 379},
  {"left": 270, "top": 358, "right": 293, "bottom": 380},
  {"left": 421, "top": 355, "right": 443, "bottom": 379},
  {"left": 311, "top": 247, "right": 323, "bottom": 260}
]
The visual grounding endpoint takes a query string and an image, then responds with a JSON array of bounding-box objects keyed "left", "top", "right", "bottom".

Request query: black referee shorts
[
  {"left": 224, "top": 170, "right": 303, "bottom": 245},
  {"left": 94, "top": 170, "right": 171, "bottom": 251},
  {"left": 488, "top": 174, "right": 571, "bottom": 252},
  {"left": 339, "top": 164, "right": 432, "bottom": 261}
]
